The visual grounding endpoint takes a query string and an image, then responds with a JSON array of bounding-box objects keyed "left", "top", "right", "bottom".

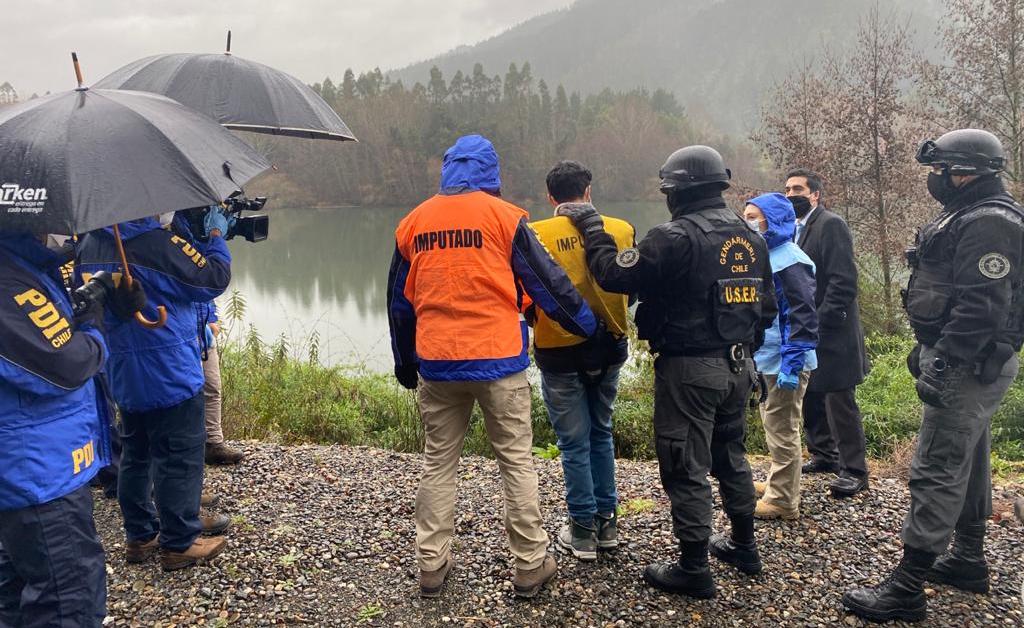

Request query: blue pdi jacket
[
  {"left": 0, "top": 234, "right": 112, "bottom": 510},
  {"left": 749, "top": 193, "right": 819, "bottom": 377},
  {"left": 76, "top": 218, "right": 231, "bottom": 413},
  {"left": 171, "top": 211, "right": 220, "bottom": 354},
  {"left": 388, "top": 134, "right": 596, "bottom": 381}
]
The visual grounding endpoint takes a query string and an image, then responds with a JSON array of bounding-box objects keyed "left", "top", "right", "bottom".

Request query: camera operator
[
  {"left": 172, "top": 210, "right": 245, "bottom": 465},
  {"left": 76, "top": 208, "right": 235, "bottom": 571},
  {"left": 0, "top": 230, "right": 140, "bottom": 625}
]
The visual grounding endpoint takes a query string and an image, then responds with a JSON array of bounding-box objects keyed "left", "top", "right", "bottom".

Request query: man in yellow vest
[{"left": 528, "top": 161, "right": 635, "bottom": 561}]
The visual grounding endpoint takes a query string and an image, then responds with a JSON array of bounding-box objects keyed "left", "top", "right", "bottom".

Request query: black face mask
[
  {"left": 787, "top": 195, "right": 813, "bottom": 219},
  {"left": 927, "top": 171, "right": 959, "bottom": 205}
]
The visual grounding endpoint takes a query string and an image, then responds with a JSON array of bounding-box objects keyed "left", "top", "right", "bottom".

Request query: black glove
[
  {"left": 110, "top": 279, "right": 148, "bottom": 321},
  {"left": 915, "top": 350, "right": 967, "bottom": 409},
  {"left": 560, "top": 204, "right": 605, "bottom": 241},
  {"left": 907, "top": 343, "right": 922, "bottom": 379},
  {"left": 395, "top": 363, "right": 420, "bottom": 390}
]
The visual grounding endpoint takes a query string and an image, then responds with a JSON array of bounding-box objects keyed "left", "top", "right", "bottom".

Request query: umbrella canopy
[
  {"left": 95, "top": 53, "right": 357, "bottom": 142},
  {"left": 0, "top": 87, "right": 271, "bottom": 235}
]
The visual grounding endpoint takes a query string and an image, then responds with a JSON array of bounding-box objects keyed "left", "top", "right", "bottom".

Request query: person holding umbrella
[
  {"left": 77, "top": 208, "right": 237, "bottom": 570},
  {"left": 0, "top": 231, "right": 144, "bottom": 626}
]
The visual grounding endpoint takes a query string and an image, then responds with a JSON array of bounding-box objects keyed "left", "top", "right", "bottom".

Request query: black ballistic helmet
[
  {"left": 659, "top": 145, "right": 731, "bottom": 193},
  {"left": 916, "top": 129, "right": 1006, "bottom": 176}
]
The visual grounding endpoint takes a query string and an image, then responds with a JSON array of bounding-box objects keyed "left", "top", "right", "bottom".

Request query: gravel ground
[{"left": 95, "top": 442, "right": 1024, "bottom": 627}]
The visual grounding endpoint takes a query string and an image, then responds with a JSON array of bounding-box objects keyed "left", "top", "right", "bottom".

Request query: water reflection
[{"left": 226, "top": 201, "right": 670, "bottom": 369}]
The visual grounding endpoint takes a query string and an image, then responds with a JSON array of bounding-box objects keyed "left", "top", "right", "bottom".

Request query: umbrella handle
[{"left": 112, "top": 223, "right": 168, "bottom": 330}]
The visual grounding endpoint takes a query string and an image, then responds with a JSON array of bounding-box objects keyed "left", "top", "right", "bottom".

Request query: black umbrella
[
  {"left": 95, "top": 33, "right": 357, "bottom": 142},
  {"left": 0, "top": 53, "right": 271, "bottom": 328}
]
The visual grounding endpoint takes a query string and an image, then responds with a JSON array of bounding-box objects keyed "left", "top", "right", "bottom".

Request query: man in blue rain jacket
[
  {"left": 0, "top": 232, "right": 113, "bottom": 627},
  {"left": 77, "top": 208, "right": 234, "bottom": 571}
]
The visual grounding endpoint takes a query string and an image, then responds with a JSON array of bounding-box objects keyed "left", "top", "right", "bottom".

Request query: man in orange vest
[
  {"left": 387, "top": 135, "right": 598, "bottom": 599},
  {"left": 528, "top": 161, "right": 635, "bottom": 562}
]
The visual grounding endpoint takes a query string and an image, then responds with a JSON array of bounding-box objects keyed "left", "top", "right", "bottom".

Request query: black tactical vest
[
  {"left": 903, "top": 193, "right": 1024, "bottom": 348},
  {"left": 639, "top": 205, "right": 767, "bottom": 354}
]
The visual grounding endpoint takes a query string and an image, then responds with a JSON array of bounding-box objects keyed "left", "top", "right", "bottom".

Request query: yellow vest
[{"left": 529, "top": 215, "right": 635, "bottom": 349}]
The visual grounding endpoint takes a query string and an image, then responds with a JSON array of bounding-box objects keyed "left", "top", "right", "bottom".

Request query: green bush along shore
[{"left": 219, "top": 323, "right": 1024, "bottom": 474}]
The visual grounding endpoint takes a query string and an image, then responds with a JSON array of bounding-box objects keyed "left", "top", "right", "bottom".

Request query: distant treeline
[{"left": 253, "top": 63, "right": 763, "bottom": 207}]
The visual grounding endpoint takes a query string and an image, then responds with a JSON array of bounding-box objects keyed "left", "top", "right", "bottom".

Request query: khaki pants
[
  {"left": 415, "top": 371, "right": 548, "bottom": 571},
  {"left": 760, "top": 372, "right": 810, "bottom": 512},
  {"left": 203, "top": 343, "right": 224, "bottom": 445}
]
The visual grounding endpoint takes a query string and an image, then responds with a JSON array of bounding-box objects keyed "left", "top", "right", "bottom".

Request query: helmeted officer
[
  {"left": 0, "top": 231, "right": 140, "bottom": 625},
  {"left": 563, "top": 146, "right": 777, "bottom": 597},
  {"left": 843, "top": 129, "right": 1024, "bottom": 623}
]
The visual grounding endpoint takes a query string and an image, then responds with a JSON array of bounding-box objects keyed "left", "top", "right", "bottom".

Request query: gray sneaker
[
  {"left": 556, "top": 518, "right": 597, "bottom": 561},
  {"left": 595, "top": 511, "right": 618, "bottom": 550}
]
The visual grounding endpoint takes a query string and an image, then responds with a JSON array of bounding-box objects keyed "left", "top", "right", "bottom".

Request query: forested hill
[{"left": 391, "top": 0, "right": 940, "bottom": 132}]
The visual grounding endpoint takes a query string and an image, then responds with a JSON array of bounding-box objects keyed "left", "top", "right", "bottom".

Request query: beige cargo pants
[
  {"left": 760, "top": 372, "right": 811, "bottom": 512},
  {"left": 415, "top": 371, "right": 548, "bottom": 571}
]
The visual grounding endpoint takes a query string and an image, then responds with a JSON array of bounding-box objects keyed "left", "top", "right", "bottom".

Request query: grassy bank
[{"left": 219, "top": 324, "right": 1024, "bottom": 475}]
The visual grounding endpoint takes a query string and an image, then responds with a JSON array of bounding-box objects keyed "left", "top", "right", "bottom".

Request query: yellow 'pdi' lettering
[
  {"left": 719, "top": 237, "right": 757, "bottom": 274},
  {"left": 170, "top": 235, "right": 208, "bottom": 268},
  {"left": 13, "top": 289, "right": 72, "bottom": 348},
  {"left": 72, "top": 440, "right": 96, "bottom": 474}
]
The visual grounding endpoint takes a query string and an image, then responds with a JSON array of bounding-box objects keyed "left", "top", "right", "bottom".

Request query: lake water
[{"left": 225, "top": 201, "right": 668, "bottom": 370}]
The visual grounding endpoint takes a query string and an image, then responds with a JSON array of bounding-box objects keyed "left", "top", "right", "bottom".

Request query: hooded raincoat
[
  {"left": 388, "top": 135, "right": 596, "bottom": 381},
  {"left": 748, "top": 193, "right": 819, "bottom": 377}
]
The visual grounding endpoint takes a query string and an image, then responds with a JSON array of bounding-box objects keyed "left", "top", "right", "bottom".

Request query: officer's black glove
[
  {"left": 907, "top": 343, "right": 922, "bottom": 379},
  {"left": 915, "top": 350, "right": 967, "bottom": 409},
  {"left": 110, "top": 279, "right": 148, "bottom": 321},
  {"left": 395, "top": 363, "right": 420, "bottom": 390},
  {"left": 560, "top": 204, "right": 605, "bottom": 242}
]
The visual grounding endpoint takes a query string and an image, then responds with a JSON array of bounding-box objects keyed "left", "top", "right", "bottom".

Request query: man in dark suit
[{"left": 785, "top": 169, "right": 870, "bottom": 498}]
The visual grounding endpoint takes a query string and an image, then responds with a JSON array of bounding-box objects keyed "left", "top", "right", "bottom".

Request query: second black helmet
[
  {"left": 916, "top": 128, "right": 1005, "bottom": 176},
  {"left": 659, "top": 145, "right": 731, "bottom": 193}
]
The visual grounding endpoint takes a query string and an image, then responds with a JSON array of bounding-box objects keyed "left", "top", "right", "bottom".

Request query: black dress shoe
[
  {"left": 801, "top": 459, "right": 840, "bottom": 474},
  {"left": 830, "top": 472, "right": 869, "bottom": 498}
]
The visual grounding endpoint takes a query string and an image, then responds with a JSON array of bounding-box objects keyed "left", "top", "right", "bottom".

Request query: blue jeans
[
  {"left": 119, "top": 393, "right": 206, "bottom": 552},
  {"left": 540, "top": 365, "right": 621, "bottom": 524},
  {"left": 0, "top": 484, "right": 106, "bottom": 627}
]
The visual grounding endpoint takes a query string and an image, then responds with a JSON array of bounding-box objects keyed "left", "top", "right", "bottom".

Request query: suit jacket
[{"left": 797, "top": 206, "right": 869, "bottom": 392}]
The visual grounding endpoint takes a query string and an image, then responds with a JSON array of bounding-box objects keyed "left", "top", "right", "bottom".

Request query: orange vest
[{"left": 395, "top": 191, "right": 528, "bottom": 365}]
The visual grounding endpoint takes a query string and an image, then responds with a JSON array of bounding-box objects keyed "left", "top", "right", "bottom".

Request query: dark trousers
[
  {"left": 653, "top": 355, "right": 756, "bottom": 543},
  {"left": 0, "top": 485, "right": 106, "bottom": 628},
  {"left": 119, "top": 392, "right": 205, "bottom": 552},
  {"left": 903, "top": 352, "right": 1018, "bottom": 554},
  {"left": 802, "top": 387, "right": 867, "bottom": 477}
]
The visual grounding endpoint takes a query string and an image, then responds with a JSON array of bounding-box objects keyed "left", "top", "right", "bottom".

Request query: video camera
[
  {"left": 71, "top": 271, "right": 115, "bottom": 317},
  {"left": 185, "top": 193, "right": 270, "bottom": 243}
]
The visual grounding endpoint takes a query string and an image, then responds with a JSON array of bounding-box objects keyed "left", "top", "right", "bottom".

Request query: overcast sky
[{"left": 2, "top": 0, "right": 572, "bottom": 98}]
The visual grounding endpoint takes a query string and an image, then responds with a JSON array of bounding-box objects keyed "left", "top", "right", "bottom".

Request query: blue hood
[
  {"left": 439, "top": 134, "right": 501, "bottom": 193},
  {"left": 748, "top": 193, "right": 796, "bottom": 249},
  {"left": 103, "top": 217, "right": 162, "bottom": 240}
]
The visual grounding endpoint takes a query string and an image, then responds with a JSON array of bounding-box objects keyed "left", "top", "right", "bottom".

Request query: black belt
[{"left": 665, "top": 344, "right": 752, "bottom": 360}]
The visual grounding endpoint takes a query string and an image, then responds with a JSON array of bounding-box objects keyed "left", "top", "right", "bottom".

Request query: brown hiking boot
[
  {"left": 201, "top": 513, "right": 231, "bottom": 536},
  {"left": 205, "top": 442, "right": 245, "bottom": 465},
  {"left": 161, "top": 536, "right": 227, "bottom": 571},
  {"left": 419, "top": 559, "right": 453, "bottom": 598},
  {"left": 200, "top": 491, "right": 220, "bottom": 508},
  {"left": 753, "top": 481, "right": 767, "bottom": 497},
  {"left": 125, "top": 535, "right": 159, "bottom": 564},
  {"left": 513, "top": 555, "right": 557, "bottom": 599},
  {"left": 754, "top": 499, "right": 799, "bottom": 521}
]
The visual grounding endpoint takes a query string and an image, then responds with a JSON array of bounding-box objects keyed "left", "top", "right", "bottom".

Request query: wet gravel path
[{"left": 95, "top": 442, "right": 1024, "bottom": 626}]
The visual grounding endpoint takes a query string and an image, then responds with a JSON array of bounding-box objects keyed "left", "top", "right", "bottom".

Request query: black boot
[
  {"left": 709, "top": 514, "right": 762, "bottom": 575},
  {"left": 842, "top": 545, "right": 936, "bottom": 623},
  {"left": 643, "top": 539, "right": 716, "bottom": 598},
  {"left": 926, "top": 522, "right": 989, "bottom": 593}
]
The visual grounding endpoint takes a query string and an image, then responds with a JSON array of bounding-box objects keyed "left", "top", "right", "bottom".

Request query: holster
[{"left": 979, "top": 342, "right": 1015, "bottom": 384}]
